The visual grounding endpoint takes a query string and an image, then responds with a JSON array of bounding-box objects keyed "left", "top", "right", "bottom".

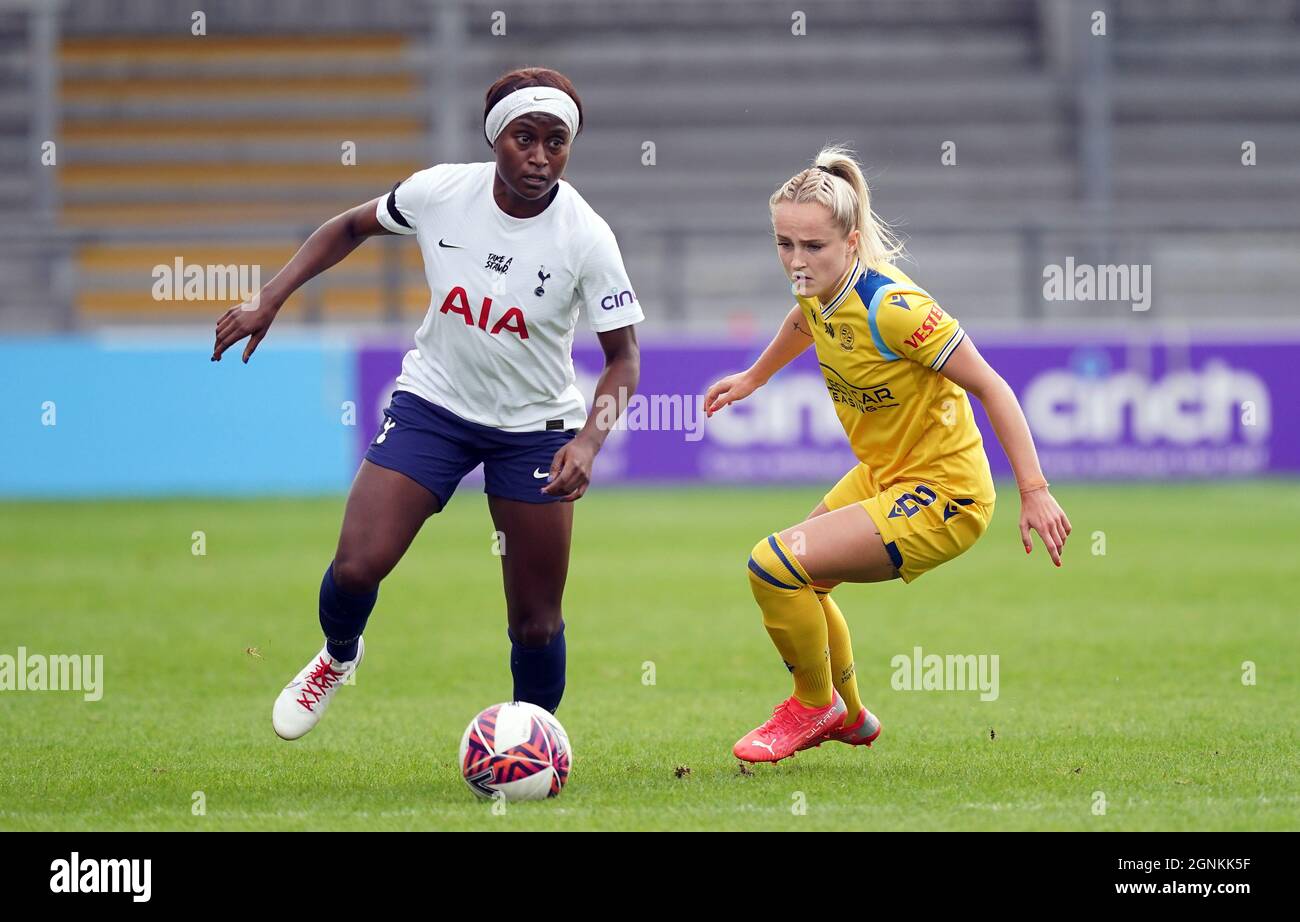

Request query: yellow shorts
[{"left": 822, "top": 464, "right": 994, "bottom": 584}]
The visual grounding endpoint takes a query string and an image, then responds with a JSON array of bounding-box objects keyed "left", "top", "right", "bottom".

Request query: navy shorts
[{"left": 364, "top": 390, "right": 577, "bottom": 509}]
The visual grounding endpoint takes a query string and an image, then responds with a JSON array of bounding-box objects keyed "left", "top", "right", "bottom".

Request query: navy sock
[
  {"left": 509, "top": 623, "right": 566, "bottom": 713},
  {"left": 319, "top": 562, "right": 377, "bottom": 662}
]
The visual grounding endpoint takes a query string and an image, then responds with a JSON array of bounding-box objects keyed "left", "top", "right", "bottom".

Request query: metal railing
[{"left": 5, "top": 214, "right": 1300, "bottom": 332}]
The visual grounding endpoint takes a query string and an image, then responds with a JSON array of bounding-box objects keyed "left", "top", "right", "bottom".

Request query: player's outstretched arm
[
  {"left": 212, "top": 197, "right": 394, "bottom": 363},
  {"left": 938, "top": 336, "right": 1072, "bottom": 567},
  {"left": 704, "top": 303, "right": 813, "bottom": 415}
]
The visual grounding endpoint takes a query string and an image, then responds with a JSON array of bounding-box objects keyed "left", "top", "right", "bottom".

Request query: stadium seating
[{"left": 0, "top": 0, "right": 1294, "bottom": 331}]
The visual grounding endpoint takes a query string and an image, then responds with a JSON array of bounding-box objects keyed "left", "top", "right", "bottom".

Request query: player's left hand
[
  {"left": 541, "top": 436, "right": 597, "bottom": 501},
  {"left": 1019, "top": 486, "right": 1071, "bottom": 567}
]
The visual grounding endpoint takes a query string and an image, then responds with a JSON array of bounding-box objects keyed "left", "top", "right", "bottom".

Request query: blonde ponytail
[{"left": 770, "top": 145, "right": 904, "bottom": 269}]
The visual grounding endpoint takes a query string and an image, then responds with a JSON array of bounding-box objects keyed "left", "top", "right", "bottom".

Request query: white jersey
[{"left": 375, "top": 161, "right": 643, "bottom": 432}]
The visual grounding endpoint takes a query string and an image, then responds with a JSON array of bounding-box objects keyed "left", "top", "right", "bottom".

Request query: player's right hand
[
  {"left": 704, "top": 371, "right": 759, "bottom": 416},
  {"left": 212, "top": 294, "right": 277, "bottom": 363}
]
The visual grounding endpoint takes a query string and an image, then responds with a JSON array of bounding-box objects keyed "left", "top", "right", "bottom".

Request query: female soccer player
[
  {"left": 211, "top": 68, "right": 642, "bottom": 740},
  {"left": 705, "top": 147, "right": 1071, "bottom": 763}
]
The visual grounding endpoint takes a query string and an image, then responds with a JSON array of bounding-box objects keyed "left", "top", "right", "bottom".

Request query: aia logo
[
  {"left": 438, "top": 286, "right": 529, "bottom": 339},
  {"left": 600, "top": 288, "right": 636, "bottom": 311}
]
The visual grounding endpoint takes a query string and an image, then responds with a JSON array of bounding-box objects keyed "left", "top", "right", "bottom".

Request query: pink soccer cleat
[
  {"left": 798, "top": 705, "right": 882, "bottom": 751},
  {"left": 733, "top": 691, "right": 846, "bottom": 763}
]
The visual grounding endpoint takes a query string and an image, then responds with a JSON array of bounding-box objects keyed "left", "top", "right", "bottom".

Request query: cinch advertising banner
[{"left": 357, "top": 333, "right": 1299, "bottom": 483}]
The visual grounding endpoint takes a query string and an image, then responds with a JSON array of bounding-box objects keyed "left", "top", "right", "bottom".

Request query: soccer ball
[{"left": 458, "top": 701, "right": 572, "bottom": 801}]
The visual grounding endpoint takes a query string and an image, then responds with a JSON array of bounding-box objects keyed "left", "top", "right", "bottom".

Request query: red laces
[
  {"left": 295, "top": 657, "right": 345, "bottom": 711},
  {"left": 758, "top": 700, "right": 799, "bottom": 736}
]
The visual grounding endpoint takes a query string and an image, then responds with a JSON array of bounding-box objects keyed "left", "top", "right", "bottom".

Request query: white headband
[{"left": 484, "top": 86, "right": 580, "bottom": 145}]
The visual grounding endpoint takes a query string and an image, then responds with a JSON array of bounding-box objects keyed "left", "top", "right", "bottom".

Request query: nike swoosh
[
  {"left": 532, "top": 468, "right": 550, "bottom": 479},
  {"left": 438, "top": 239, "right": 463, "bottom": 248}
]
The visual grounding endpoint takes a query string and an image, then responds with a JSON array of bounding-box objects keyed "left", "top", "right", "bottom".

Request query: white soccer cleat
[{"left": 272, "top": 638, "right": 364, "bottom": 740}]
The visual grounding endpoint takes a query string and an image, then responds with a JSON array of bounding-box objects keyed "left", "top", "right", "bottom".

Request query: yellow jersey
[{"left": 794, "top": 258, "right": 996, "bottom": 505}]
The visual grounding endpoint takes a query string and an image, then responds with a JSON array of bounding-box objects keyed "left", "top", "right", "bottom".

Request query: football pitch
[{"left": 1, "top": 483, "right": 1296, "bottom": 831}]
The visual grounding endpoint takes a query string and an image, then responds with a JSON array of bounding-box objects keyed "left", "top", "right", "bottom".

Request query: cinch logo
[
  {"left": 1022, "top": 359, "right": 1269, "bottom": 445},
  {"left": 600, "top": 288, "right": 636, "bottom": 311},
  {"left": 50, "top": 852, "right": 151, "bottom": 902},
  {"left": 701, "top": 373, "right": 849, "bottom": 447},
  {"left": 438, "top": 286, "right": 529, "bottom": 339},
  {"left": 903, "top": 305, "right": 945, "bottom": 349}
]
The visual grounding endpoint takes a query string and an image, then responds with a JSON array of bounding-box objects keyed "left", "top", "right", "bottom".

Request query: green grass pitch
[{"left": 1, "top": 482, "right": 1296, "bottom": 831}]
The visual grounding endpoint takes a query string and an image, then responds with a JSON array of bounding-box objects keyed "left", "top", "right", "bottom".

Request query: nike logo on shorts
[{"left": 533, "top": 468, "right": 550, "bottom": 479}]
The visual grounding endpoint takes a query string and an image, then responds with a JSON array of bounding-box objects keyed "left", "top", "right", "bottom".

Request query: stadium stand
[{"left": 1, "top": 0, "right": 1296, "bottom": 332}]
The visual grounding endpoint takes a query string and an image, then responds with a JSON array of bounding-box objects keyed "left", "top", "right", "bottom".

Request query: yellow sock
[
  {"left": 747, "top": 534, "right": 832, "bottom": 707},
  {"left": 815, "top": 588, "right": 864, "bottom": 723}
]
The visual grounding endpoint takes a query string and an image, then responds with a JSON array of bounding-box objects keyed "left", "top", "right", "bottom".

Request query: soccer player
[
  {"left": 705, "top": 147, "right": 1071, "bottom": 763},
  {"left": 210, "top": 68, "right": 642, "bottom": 740}
]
